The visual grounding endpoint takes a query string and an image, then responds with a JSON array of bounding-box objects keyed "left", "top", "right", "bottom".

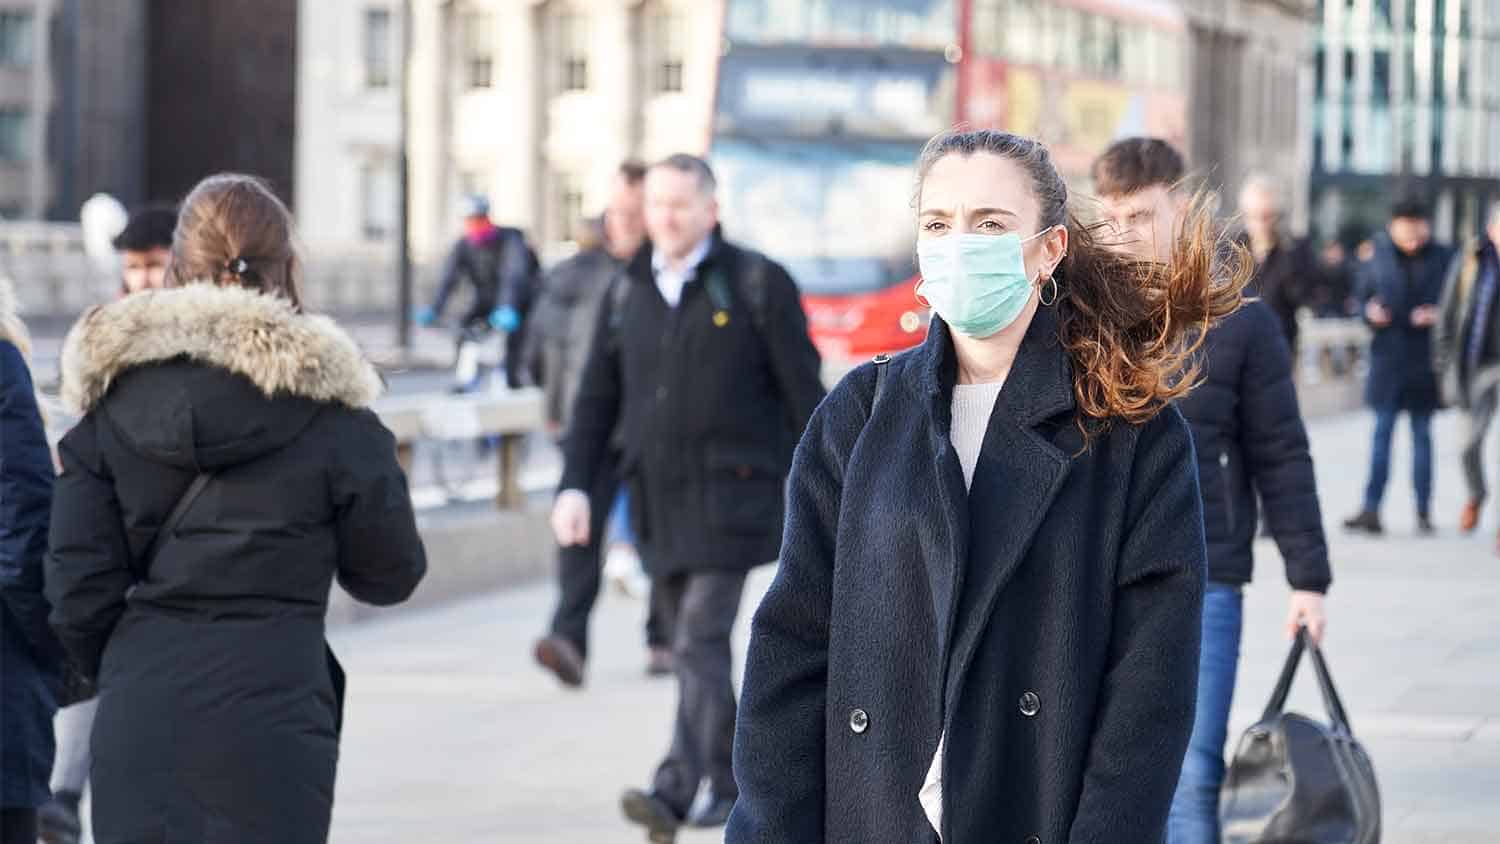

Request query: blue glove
[
  {"left": 489, "top": 306, "right": 521, "bottom": 333},
  {"left": 414, "top": 306, "right": 438, "bottom": 327}
]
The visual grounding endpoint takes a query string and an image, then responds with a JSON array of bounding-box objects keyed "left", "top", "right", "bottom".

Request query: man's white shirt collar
[{"left": 652, "top": 235, "right": 714, "bottom": 308}]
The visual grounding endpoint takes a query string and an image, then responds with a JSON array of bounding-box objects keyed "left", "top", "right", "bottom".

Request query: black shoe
[
  {"left": 1342, "top": 510, "right": 1384, "bottom": 535},
  {"left": 646, "top": 647, "right": 675, "bottom": 678},
  {"left": 1417, "top": 513, "right": 1436, "bottom": 535},
  {"left": 533, "top": 636, "right": 585, "bottom": 688},
  {"left": 687, "top": 794, "right": 737, "bottom": 828},
  {"left": 38, "top": 790, "right": 82, "bottom": 844},
  {"left": 621, "top": 789, "right": 683, "bottom": 843}
]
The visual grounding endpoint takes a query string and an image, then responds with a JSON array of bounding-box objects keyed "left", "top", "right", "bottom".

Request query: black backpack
[{"left": 1220, "top": 628, "right": 1381, "bottom": 844}]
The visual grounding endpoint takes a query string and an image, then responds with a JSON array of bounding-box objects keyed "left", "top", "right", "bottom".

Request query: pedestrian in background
[
  {"left": 1094, "top": 137, "right": 1332, "bottom": 844},
  {"left": 1434, "top": 201, "right": 1500, "bottom": 552},
  {"left": 112, "top": 203, "right": 178, "bottom": 297},
  {"left": 0, "top": 278, "right": 62, "bottom": 844},
  {"left": 728, "top": 129, "right": 1245, "bottom": 844},
  {"left": 417, "top": 194, "right": 540, "bottom": 390},
  {"left": 553, "top": 153, "right": 825, "bottom": 840},
  {"left": 46, "top": 173, "right": 427, "bottom": 844},
  {"left": 1344, "top": 196, "right": 1453, "bottom": 536},
  {"left": 37, "top": 201, "right": 183, "bottom": 844},
  {"left": 1238, "top": 175, "right": 1318, "bottom": 353},
  {"left": 531, "top": 161, "right": 675, "bottom": 685}
]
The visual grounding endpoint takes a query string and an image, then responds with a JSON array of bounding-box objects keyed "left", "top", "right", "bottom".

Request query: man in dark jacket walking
[
  {"left": 530, "top": 161, "right": 676, "bottom": 683},
  {"left": 1434, "top": 202, "right": 1500, "bottom": 552},
  {"left": 1095, "top": 139, "right": 1333, "bottom": 844},
  {"left": 0, "top": 279, "right": 61, "bottom": 844},
  {"left": 551, "top": 154, "right": 825, "bottom": 840},
  {"left": 416, "top": 194, "right": 540, "bottom": 390},
  {"left": 1344, "top": 196, "right": 1454, "bottom": 535}
]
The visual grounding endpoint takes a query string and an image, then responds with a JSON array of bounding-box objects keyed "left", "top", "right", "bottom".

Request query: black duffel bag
[{"left": 1220, "top": 628, "right": 1380, "bottom": 844}]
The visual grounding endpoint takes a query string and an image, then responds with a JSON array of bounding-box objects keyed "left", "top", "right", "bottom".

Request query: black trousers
[
  {"left": 651, "top": 570, "right": 747, "bottom": 813},
  {"left": 548, "top": 453, "right": 670, "bottom": 658}
]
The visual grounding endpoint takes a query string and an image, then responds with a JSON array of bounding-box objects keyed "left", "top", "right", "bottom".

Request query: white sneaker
[{"left": 605, "top": 544, "right": 648, "bottom": 599}]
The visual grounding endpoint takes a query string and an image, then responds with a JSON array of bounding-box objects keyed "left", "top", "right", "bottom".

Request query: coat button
[
  {"left": 849, "top": 708, "right": 869, "bottom": 734},
  {"left": 656, "top": 385, "right": 668, "bottom": 401},
  {"left": 1019, "top": 692, "right": 1040, "bottom": 717}
]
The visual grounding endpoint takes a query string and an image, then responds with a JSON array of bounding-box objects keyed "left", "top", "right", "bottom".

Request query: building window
[
  {"left": 364, "top": 8, "right": 393, "bottom": 89},
  {"left": 1372, "top": 51, "right": 1390, "bottom": 104},
  {"left": 360, "top": 161, "right": 396, "bottom": 241},
  {"left": 559, "top": 14, "right": 590, "bottom": 92},
  {"left": 0, "top": 109, "right": 29, "bottom": 161},
  {"left": 651, "top": 11, "right": 686, "bottom": 94},
  {"left": 463, "top": 12, "right": 494, "bottom": 89},
  {"left": 0, "top": 11, "right": 31, "bottom": 67},
  {"left": 554, "top": 172, "right": 584, "bottom": 242}
]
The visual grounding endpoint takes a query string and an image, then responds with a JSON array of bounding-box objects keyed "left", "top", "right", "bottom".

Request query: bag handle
[{"left": 1260, "top": 626, "right": 1354, "bottom": 734}]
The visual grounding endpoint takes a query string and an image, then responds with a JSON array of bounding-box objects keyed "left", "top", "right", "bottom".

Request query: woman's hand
[{"left": 1287, "top": 590, "right": 1327, "bottom": 644}]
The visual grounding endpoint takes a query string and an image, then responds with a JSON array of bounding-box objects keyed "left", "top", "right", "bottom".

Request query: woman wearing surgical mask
[{"left": 726, "top": 129, "right": 1248, "bottom": 844}]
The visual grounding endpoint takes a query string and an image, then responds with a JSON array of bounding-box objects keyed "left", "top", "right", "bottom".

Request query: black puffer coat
[
  {"left": 46, "top": 284, "right": 426, "bottom": 844},
  {"left": 1177, "top": 300, "right": 1331, "bottom": 592}
]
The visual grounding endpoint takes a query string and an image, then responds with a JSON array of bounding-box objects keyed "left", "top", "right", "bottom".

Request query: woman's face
[{"left": 917, "top": 152, "right": 1066, "bottom": 285}]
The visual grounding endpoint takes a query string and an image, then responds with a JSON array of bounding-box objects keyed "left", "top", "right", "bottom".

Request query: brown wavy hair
[
  {"left": 167, "top": 174, "right": 303, "bottom": 309},
  {"left": 915, "top": 130, "right": 1249, "bottom": 431}
]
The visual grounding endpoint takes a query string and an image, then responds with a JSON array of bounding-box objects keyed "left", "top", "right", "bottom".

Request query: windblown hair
[
  {"left": 168, "top": 174, "right": 303, "bottom": 309},
  {"left": 916, "top": 129, "right": 1249, "bottom": 432}
]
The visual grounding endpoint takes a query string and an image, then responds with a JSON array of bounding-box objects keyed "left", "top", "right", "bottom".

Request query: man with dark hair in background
[
  {"left": 530, "top": 161, "right": 676, "bottom": 684},
  {"left": 1345, "top": 195, "right": 1454, "bottom": 535},
  {"left": 112, "top": 204, "right": 178, "bottom": 296},
  {"left": 1094, "top": 138, "right": 1332, "bottom": 844},
  {"left": 553, "top": 153, "right": 824, "bottom": 840}
]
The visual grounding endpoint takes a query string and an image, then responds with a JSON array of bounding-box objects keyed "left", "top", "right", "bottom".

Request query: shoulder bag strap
[
  {"left": 1306, "top": 634, "right": 1355, "bottom": 734},
  {"left": 136, "top": 473, "right": 213, "bottom": 580}
]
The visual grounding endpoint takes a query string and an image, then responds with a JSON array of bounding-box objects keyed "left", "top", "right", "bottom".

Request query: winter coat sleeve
[
  {"left": 726, "top": 369, "right": 868, "bottom": 844},
  {"left": 498, "top": 229, "right": 537, "bottom": 315},
  {"left": 558, "top": 282, "right": 623, "bottom": 494},
  {"left": 331, "top": 410, "right": 427, "bottom": 606},
  {"left": 45, "top": 415, "right": 133, "bottom": 681},
  {"left": 759, "top": 261, "right": 826, "bottom": 443},
  {"left": 430, "top": 240, "right": 466, "bottom": 316},
  {"left": 1432, "top": 249, "right": 1467, "bottom": 388},
  {"left": 1, "top": 341, "right": 59, "bottom": 663},
  {"left": 1237, "top": 307, "right": 1331, "bottom": 593},
  {"left": 1068, "top": 407, "right": 1205, "bottom": 843}
]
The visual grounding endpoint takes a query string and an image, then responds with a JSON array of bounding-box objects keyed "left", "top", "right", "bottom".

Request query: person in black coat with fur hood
[
  {"left": 45, "top": 174, "right": 426, "bottom": 844},
  {"left": 727, "top": 130, "right": 1247, "bottom": 844}
]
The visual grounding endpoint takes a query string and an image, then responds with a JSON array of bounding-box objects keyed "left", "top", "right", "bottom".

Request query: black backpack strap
[
  {"left": 136, "top": 472, "right": 213, "bottom": 580},
  {"left": 606, "top": 269, "right": 633, "bottom": 351}
]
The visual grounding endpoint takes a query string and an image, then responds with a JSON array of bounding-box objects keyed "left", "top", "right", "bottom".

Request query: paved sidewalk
[{"left": 316, "top": 408, "right": 1498, "bottom": 842}]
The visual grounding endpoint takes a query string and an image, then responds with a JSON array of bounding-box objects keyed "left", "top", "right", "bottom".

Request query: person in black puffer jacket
[
  {"left": 45, "top": 174, "right": 427, "bottom": 844},
  {"left": 1094, "top": 139, "right": 1332, "bottom": 844}
]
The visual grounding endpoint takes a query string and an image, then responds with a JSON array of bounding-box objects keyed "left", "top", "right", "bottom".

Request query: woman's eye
[
  {"left": 923, "top": 220, "right": 949, "bottom": 234},
  {"left": 977, "top": 220, "right": 1005, "bottom": 232}
]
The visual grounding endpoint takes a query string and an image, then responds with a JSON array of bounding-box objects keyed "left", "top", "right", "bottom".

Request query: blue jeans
[
  {"left": 1167, "top": 583, "right": 1244, "bottom": 844},
  {"left": 1363, "top": 408, "right": 1434, "bottom": 516}
]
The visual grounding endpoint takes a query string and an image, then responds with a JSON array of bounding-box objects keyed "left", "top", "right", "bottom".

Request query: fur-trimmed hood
[
  {"left": 0, "top": 276, "right": 31, "bottom": 357},
  {"left": 61, "top": 283, "right": 382, "bottom": 416}
]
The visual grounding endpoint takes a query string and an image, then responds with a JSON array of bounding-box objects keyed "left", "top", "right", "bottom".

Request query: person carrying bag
[{"left": 1221, "top": 627, "right": 1381, "bottom": 844}]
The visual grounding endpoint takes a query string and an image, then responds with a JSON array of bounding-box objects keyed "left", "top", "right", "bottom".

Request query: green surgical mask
[{"left": 917, "top": 229, "right": 1051, "bottom": 338}]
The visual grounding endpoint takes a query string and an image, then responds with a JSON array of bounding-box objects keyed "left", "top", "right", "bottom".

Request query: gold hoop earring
[{"left": 1039, "top": 276, "right": 1059, "bottom": 307}]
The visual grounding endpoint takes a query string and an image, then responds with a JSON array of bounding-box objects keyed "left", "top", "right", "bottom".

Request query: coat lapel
[{"left": 935, "top": 307, "right": 1077, "bottom": 718}]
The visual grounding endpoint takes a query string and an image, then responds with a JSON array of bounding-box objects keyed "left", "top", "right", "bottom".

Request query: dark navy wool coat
[
  {"left": 1357, "top": 233, "right": 1455, "bottom": 412},
  {"left": 728, "top": 310, "right": 1206, "bottom": 844},
  {"left": 1, "top": 337, "right": 60, "bottom": 810}
]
